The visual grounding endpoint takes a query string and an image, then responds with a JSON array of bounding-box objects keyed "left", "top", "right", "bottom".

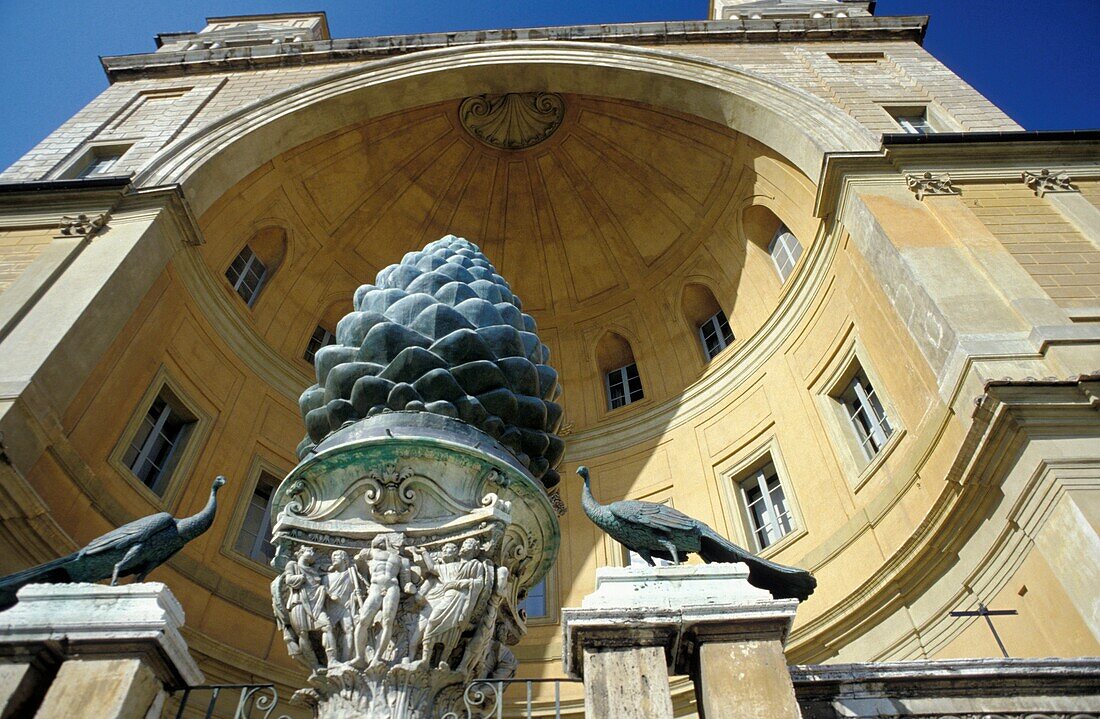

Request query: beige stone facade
[{"left": 0, "top": 2, "right": 1097, "bottom": 716}]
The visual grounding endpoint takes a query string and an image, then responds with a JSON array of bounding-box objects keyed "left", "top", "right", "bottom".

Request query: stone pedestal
[
  {"left": 0, "top": 582, "right": 203, "bottom": 719},
  {"left": 563, "top": 564, "right": 802, "bottom": 719},
  {"left": 270, "top": 412, "right": 559, "bottom": 719}
]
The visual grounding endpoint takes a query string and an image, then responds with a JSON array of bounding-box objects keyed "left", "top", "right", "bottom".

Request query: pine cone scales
[{"left": 297, "top": 235, "right": 565, "bottom": 489}]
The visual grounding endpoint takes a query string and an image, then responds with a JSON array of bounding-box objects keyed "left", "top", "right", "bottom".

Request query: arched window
[
  {"left": 682, "top": 283, "right": 734, "bottom": 360},
  {"left": 743, "top": 206, "right": 804, "bottom": 284},
  {"left": 596, "top": 332, "right": 643, "bottom": 410},
  {"left": 225, "top": 226, "right": 287, "bottom": 308},
  {"left": 768, "top": 224, "right": 803, "bottom": 282}
]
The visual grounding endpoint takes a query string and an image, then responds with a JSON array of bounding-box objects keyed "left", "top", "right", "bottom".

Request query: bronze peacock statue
[
  {"left": 577, "top": 466, "right": 816, "bottom": 601},
  {"left": 0, "top": 476, "right": 226, "bottom": 609}
]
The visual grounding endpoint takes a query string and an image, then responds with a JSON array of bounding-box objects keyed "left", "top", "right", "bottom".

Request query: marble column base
[{"left": 0, "top": 582, "right": 203, "bottom": 719}]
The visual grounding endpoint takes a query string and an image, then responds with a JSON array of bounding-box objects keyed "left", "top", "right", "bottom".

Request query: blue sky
[{"left": 1, "top": 0, "right": 1097, "bottom": 172}]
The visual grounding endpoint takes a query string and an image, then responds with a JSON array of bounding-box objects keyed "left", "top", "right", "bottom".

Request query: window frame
[
  {"left": 232, "top": 470, "right": 281, "bottom": 565},
  {"left": 738, "top": 461, "right": 796, "bottom": 551},
  {"left": 839, "top": 369, "right": 894, "bottom": 461},
  {"left": 768, "top": 224, "right": 803, "bottom": 283},
  {"left": 303, "top": 325, "right": 336, "bottom": 364},
  {"left": 605, "top": 362, "right": 644, "bottom": 411},
  {"left": 108, "top": 368, "right": 212, "bottom": 509},
  {"left": 697, "top": 309, "right": 735, "bottom": 360},
  {"left": 225, "top": 244, "right": 269, "bottom": 308},
  {"left": 881, "top": 103, "right": 960, "bottom": 135},
  {"left": 222, "top": 456, "right": 290, "bottom": 575},
  {"left": 811, "top": 332, "right": 905, "bottom": 488},
  {"left": 121, "top": 393, "right": 195, "bottom": 496},
  {"left": 717, "top": 437, "right": 806, "bottom": 558},
  {"left": 517, "top": 563, "right": 558, "bottom": 626},
  {"left": 54, "top": 142, "right": 135, "bottom": 180}
]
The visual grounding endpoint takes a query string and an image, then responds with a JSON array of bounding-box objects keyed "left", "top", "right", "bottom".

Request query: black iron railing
[
  {"left": 442, "top": 678, "right": 584, "bottom": 719},
  {"left": 168, "top": 683, "right": 292, "bottom": 719}
]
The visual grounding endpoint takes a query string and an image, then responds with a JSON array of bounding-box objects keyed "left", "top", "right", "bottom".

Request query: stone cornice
[
  {"left": 815, "top": 137, "right": 1100, "bottom": 218},
  {"left": 100, "top": 16, "right": 928, "bottom": 81}
]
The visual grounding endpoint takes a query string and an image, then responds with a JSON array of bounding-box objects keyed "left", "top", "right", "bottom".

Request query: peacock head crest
[
  {"left": 212, "top": 476, "right": 227, "bottom": 492},
  {"left": 576, "top": 466, "right": 589, "bottom": 481}
]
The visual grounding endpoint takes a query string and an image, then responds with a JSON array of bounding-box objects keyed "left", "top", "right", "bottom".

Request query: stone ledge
[
  {"left": 0, "top": 582, "right": 204, "bottom": 689},
  {"left": 100, "top": 16, "right": 928, "bottom": 81}
]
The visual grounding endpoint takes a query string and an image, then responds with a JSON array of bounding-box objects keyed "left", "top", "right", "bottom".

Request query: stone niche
[{"left": 269, "top": 411, "right": 559, "bottom": 719}]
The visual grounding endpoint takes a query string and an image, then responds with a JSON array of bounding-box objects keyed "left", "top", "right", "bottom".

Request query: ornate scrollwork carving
[
  {"left": 459, "top": 93, "right": 565, "bottom": 150},
  {"left": 363, "top": 464, "right": 417, "bottom": 524},
  {"left": 284, "top": 478, "right": 317, "bottom": 517},
  {"left": 905, "top": 172, "right": 958, "bottom": 200},
  {"left": 1022, "top": 169, "right": 1077, "bottom": 197}
]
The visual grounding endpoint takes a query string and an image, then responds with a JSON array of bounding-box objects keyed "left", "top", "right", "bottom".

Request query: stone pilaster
[{"left": 270, "top": 412, "right": 558, "bottom": 719}]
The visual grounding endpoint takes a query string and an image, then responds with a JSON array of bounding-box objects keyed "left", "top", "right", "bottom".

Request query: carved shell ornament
[{"left": 459, "top": 93, "right": 565, "bottom": 150}]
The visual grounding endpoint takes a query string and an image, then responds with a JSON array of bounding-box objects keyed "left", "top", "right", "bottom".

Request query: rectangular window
[
  {"left": 768, "top": 224, "right": 803, "bottom": 283},
  {"left": 606, "top": 362, "right": 643, "bottom": 410},
  {"left": 234, "top": 472, "right": 280, "bottom": 563},
  {"left": 698, "top": 310, "right": 734, "bottom": 360},
  {"left": 225, "top": 245, "right": 268, "bottom": 307},
  {"left": 838, "top": 368, "right": 893, "bottom": 460},
  {"left": 304, "top": 325, "right": 336, "bottom": 363},
  {"left": 518, "top": 578, "right": 547, "bottom": 619},
  {"left": 77, "top": 152, "right": 123, "bottom": 178},
  {"left": 122, "top": 393, "right": 195, "bottom": 495},
  {"left": 884, "top": 106, "right": 935, "bottom": 135},
  {"left": 895, "top": 114, "right": 933, "bottom": 135},
  {"left": 740, "top": 462, "right": 794, "bottom": 550}
]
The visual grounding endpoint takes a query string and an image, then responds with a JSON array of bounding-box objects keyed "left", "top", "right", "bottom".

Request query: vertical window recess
[
  {"left": 839, "top": 368, "right": 894, "bottom": 460},
  {"left": 606, "top": 363, "right": 644, "bottom": 410},
  {"left": 768, "top": 224, "right": 803, "bottom": 282},
  {"left": 304, "top": 325, "right": 336, "bottom": 363},
  {"left": 740, "top": 462, "right": 794, "bottom": 550},
  {"left": 698, "top": 310, "right": 734, "bottom": 360},
  {"left": 226, "top": 245, "right": 268, "bottom": 307},
  {"left": 234, "top": 472, "right": 280, "bottom": 563},
  {"left": 122, "top": 393, "right": 195, "bottom": 496}
]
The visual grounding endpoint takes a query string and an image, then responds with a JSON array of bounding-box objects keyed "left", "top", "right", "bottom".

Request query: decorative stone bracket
[
  {"left": 1022, "top": 169, "right": 1077, "bottom": 197},
  {"left": 59, "top": 212, "right": 109, "bottom": 238},
  {"left": 905, "top": 172, "right": 958, "bottom": 200}
]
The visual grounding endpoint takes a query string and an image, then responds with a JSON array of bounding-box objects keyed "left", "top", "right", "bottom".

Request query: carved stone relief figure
[
  {"left": 352, "top": 534, "right": 409, "bottom": 668},
  {"left": 421, "top": 539, "right": 487, "bottom": 669},
  {"left": 270, "top": 547, "right": 330, "bottom": 668},
  {"left": 326, "top": 549, "right": 363, "bottom": 664}
]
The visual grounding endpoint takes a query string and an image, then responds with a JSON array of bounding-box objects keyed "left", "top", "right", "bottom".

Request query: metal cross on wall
[{"left": 949, "top": 602, "right": 1018, "bottom": 658}]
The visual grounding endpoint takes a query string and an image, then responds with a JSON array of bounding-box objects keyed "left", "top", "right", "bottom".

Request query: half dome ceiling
[{"left": 201, "top": 93, "right": 804, "bottom": 326}]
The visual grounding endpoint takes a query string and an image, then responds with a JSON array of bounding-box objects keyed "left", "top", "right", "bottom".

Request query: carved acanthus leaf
[
  {"left": 459, "top": 93, "right": 565, "bottom": 150},
  {"left": 1022, "top": 169, "right": 1076, "bottom": 197},
  {"left": 905, "top": 172, "right": 957, "bottom": 200}
]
